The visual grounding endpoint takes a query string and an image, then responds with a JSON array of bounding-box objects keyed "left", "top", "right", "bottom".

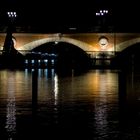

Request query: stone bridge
[{"left": 1, "top": 32, "right": 140, "bottom": 56}]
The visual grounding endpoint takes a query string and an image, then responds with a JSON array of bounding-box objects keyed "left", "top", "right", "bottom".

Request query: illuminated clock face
[{"left": 99, "top": 37, "right": 108, "bottom": 49}]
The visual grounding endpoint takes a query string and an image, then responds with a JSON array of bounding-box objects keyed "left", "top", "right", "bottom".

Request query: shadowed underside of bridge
[{"left": 32, "top": 41, "right": 90, "bottom": 70}]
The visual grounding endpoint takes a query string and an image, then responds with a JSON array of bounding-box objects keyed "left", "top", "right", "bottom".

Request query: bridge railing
[{"left": 86, "top": 51, "right": 115, "bottom": 59}]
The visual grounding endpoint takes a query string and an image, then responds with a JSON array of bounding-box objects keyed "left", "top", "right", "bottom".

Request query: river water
[{"left": 0, "top": 68, "right": 140, "bottom": 140}]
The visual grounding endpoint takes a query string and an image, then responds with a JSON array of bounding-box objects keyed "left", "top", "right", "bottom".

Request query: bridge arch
[
  {"left": 116, "top": 37, "right": 140, "bottom": 52},
  {"left": 112, "top": 41, "right": 140, "bottom": 69},
  {"left": 17, "top": 36, "right": 94, "bottom": 55}
]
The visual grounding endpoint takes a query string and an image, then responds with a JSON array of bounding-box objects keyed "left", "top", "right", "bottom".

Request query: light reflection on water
[
  {"left": 4, "top": 73, "right": 16, "bottom": 139},
  {"left": 5, "top": 97, "right": 16, "bottom": 139},
  {"left": 54, "top": 74, "right": 58, "bottom": 106},
  {"left": 1, "top": 69, "right": 140, "bottom": 139},
  {"left": 5, "top": 74, "right": 16, "bottom": 139}
]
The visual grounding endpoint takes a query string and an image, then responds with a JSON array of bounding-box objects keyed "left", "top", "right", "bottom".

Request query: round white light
[{"left": 99, "top": 36, "right": 109, "bottom": 49}]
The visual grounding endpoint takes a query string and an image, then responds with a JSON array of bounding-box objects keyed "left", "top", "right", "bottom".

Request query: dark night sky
[{"left": 0, "top": 0, "right": 139, "bottom": 32}]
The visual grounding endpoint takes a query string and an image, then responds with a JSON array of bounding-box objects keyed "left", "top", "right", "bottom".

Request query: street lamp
[
  {"left": 95, "top": 9, "right": 109, "bottom": 31},
  {"left": 96, "top": 9, "right": 108, "bottom": 16},
  {"left": 7, "top": 12, "right": 17, "bottom": 25},
  {"left": 7, "top": 12, "right": 17, "bottom": 18},
  {"left": 1, "top": 11, "right": 24, "bottom": 68},
  {"left": 2, "top": 11, "right": 17, "bottom": 55}
]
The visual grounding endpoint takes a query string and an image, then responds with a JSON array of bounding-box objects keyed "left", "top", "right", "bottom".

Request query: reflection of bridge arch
[
  {"left": 17, "top": 37, "right": 93, "bottom": 55},
  {"left": 117, "top": 37, "right": 140, "bottom": 52}
]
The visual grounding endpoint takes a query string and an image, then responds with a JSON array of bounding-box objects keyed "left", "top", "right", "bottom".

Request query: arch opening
[
  {"left": 24, "top": 41, "right": 90, "bottom": 71},
  {"left": 112, "top": 43, "right": 140, "bottom": 70}
]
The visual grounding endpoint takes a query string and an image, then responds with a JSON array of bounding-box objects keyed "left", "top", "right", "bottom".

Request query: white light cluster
[
  {"left": 7, "top": 12, "right": 17, "bottom": 17},
  {"left": 96, "top": 10, "right": 108, "bottom": 16}
]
